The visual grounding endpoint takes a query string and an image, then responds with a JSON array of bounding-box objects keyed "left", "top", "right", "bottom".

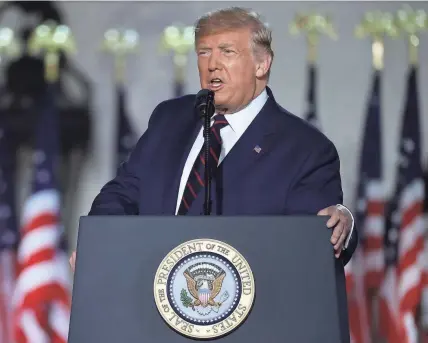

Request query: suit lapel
[
  {"left": 218, "top": 92, "right": 281, "bottom": 189},
  {"left": 161, "top": 109, "right": 202, "bottom": 214}
]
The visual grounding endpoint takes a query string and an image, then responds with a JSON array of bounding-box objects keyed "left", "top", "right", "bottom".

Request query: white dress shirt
[{"left": 175, "top": 88, "right": 353, "bottom": 249}]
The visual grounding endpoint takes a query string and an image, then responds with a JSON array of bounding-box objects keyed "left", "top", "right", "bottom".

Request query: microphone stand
[{"left": 202, "top": 92, "right": 215, "bottom": 215}]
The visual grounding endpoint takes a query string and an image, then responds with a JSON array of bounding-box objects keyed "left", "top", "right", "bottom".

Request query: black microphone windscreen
[
  {"left": 196, "top": 88, "right": 212, "bottom": 98},
  {"left": 195, "top": 89, "right": 213, "bottom": 108},
  {"left": 195, "top": 89, "right": 215, "bottom": 119}
]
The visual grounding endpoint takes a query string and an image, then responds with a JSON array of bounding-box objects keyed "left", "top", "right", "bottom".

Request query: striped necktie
[{"left": 178, "top": 114, "right": 229, "bottom": 215}]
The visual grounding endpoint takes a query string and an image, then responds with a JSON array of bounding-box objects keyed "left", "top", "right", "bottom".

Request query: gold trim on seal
[{"left": 153, "top": 239, "right": 255, "bottom": 339}]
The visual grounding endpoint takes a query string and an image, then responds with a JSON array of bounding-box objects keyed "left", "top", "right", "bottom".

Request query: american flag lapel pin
[{"left": 253, "top": 145, "right": 262, "bottom": 153}]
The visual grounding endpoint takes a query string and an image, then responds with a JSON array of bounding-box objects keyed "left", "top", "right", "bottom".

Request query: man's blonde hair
[{"left": 194, "top": 7, "right": 274, "bottom": 68}]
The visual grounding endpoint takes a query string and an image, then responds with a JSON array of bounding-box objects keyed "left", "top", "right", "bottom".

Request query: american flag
[
  {"left": 355, "top": 70, "right": 386, "bottom": 289},
  {"left": 378, "top": 66, "right": 425, "bottom": 343},
  {"left": 0, "top": 127, "right": 19, "bottom": 343},
  {"left": 304, "top": 63, "right": 321, "bottom": 130},
  {"left": 116, "top": 84, "right": 136, "bottom": 166},
  {"left": 346, "top": 69, "right": 385, "bottom": 343},
  {"left": 13, "top": 84, "right": 71, "bottom": 343}
]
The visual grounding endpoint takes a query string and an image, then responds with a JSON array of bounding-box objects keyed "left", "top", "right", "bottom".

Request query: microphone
[
  {"left": 195, "top": 89, "right": 215, "bottom": 215},
  {"left": 195, "top": 89, "right": 215, "bottom": 119}
]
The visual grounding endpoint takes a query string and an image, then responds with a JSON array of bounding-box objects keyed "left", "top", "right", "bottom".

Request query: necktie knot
[{"left": 212, "top": 114, "right": 229, "bottom": 130}]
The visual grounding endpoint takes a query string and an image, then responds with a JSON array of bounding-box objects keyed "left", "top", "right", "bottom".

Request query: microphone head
[
  {"left": 195, "top": 89, "right": 215, "bottom": 118},
  {"left": 196, "top": 88, "right": 213, "bottom": 100}
]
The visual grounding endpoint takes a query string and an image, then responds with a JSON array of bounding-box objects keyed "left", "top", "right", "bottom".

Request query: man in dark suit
[{"left": 70, "top": 7, "right": 357, "bottom": 269}]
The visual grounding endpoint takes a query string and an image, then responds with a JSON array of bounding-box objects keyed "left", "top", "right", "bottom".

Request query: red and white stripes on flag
[
  {"left": 348, "top": 179, "right": 385, "bottom": 343},
  {"left": 362, "top": 180, "right": 386, "bottom": 290},
  {"left": 345, "top": 250, "right": 372, "bottom": 343},
  {"left": 13, "top": 189, "right": 71, "bottom": 343},
  {"left": 378, "top": 179, "right": 425, "bottom": 343},
  {"left": 354, "top": 70, "right": 385, "bottom": 290}
]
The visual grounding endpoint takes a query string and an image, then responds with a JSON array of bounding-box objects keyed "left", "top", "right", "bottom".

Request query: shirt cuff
[{"left": 335, "top": 204, "right": 354, "bottom": 250}]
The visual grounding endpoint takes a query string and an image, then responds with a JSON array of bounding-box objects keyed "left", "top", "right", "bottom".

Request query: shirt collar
[{"left": 214, "top": 88, "right": 268, "bottom": 137}]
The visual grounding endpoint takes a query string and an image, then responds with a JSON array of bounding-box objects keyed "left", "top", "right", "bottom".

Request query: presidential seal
[{"left": 153, "top": 239, "right": 255, "bottom": 339}]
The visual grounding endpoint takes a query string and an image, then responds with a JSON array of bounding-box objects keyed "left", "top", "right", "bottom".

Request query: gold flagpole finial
[
  {"left": 160, "top": 24, "right": 194, "bottom": 83},
  {"left": 289, "top": 13, "right": 337, "bottom": 63},
  {"left": 102, "top": 28, "right": 139, "bottom": 84},
  {"left": 0, "top": 27, "right": 21, "bottom": 62},
  {"left": 395, "top": 6, "right": 427, "bottom": 65},
  {"left": 27, "top": 21, "right": 76, "bottom": 83},
  {"left": 355, "top": 11, "right": 399, "bottom": 70}
]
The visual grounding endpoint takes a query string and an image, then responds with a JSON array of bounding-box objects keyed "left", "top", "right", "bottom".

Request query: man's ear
[{"left": 255, "top": 54, "right": 272, "bottom": 78}]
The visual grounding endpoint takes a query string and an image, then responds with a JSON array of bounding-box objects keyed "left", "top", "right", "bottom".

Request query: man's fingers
[
  {"left": 317, "top": 207, "right": 333, "bottom": 216},
  {"left": 334, "top": 227, "right": 348, "bottom": 252},
  {"left": 318, "top": 206, "right": 350, "bottom": 258},
  {"left": 326, "top": 211, "right": 340, "bottom": 228},
  {"left": 333, "top": 214, "right": 350, "bottom": 257},
  {"left": 317, "top": 206, "right": 340, "bottom": 228},
  {"left": 330, "top": 222, "right": 343, "bottom": 245},
  {"left": 331, "top": 225, "right": 345, "bottom": 258}
]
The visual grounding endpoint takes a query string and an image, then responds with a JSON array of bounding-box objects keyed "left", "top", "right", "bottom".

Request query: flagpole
[
  {"left": 26, "top": 20, "right": 77, "bottom": 248},
  {"left": 28, "top": 21, "right": 76, "bottom": 85},
  {"left": 160, "top": 24, "right": 194, "bottom": 97},
  {"left": 102, "top": 28, "right": 139, "bottom": 87},
  {"left": 355, "top": 12, "right": 399, "bottom": 342},
  {"left": 355, "top": 11, "right": 399, "bottom": 71},
  {"left": 289, "top": 13, "right": 337, "bottom": 130},
  {"left": 29, "top": 23, "right": 83, "bottom": 266},
  {"left": 102, "top": 28, "right": 138, "bottom": 168},
  {"left": 28, "top": 20, "right": 77, "bottom": 243},
  {"left": 289, "top": 13, "right": 337, "bottom": 64},
  {"left": 395, "top": 6, "right": 427, "bottom": 66}
]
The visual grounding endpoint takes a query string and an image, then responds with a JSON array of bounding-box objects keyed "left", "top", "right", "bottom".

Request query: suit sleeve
[
  {"left": 88, "top": 102, "right": 164, "bottom": 215},
  {"left": 284, "top": 139, "right": 358, "bottom": 265}
]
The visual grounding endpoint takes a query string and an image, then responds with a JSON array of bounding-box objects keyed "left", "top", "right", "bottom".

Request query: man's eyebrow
[
  {"left": 196, "top": 45, "right": 211, "bottom": 50},
  {"left": 218, "top": 43, "right": 236, "bottom": 49},
  {"left": 196, "top": 42, "right": 238, "bottom": 51}
]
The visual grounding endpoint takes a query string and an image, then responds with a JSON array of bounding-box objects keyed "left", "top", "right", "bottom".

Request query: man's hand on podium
[
  {"left": 317, "top": 205, "right": 353, "bottom": 258},
  {"left": 70, "top": 251, "right": 76, "bottom": 272}
]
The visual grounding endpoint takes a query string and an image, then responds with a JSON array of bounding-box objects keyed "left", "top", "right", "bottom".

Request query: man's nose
[{"left": 208, "top": 54, "right": 220, "bottom": 72}]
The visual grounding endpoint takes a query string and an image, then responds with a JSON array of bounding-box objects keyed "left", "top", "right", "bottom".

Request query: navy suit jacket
[{"left": 89, "top": 87, "right": 357, "bottom": 264}]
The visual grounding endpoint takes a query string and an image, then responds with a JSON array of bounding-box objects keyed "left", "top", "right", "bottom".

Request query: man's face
[{"left": 196, "top": 28, "right": 261, "bottom": 113}]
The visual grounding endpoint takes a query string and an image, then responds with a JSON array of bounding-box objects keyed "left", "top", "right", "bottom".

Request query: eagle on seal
[{"left": 183, "top": 269, "right": 226, "bottom": 308}]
